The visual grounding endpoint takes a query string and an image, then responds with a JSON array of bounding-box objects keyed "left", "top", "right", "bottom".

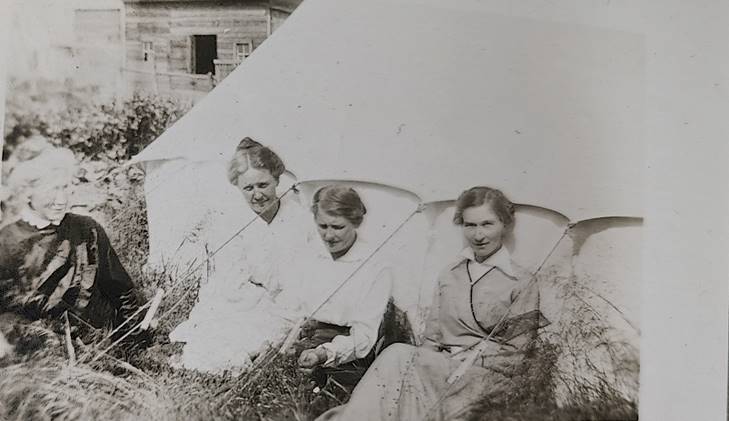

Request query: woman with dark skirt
[{"left": 289, "top": 185, "right": 393, "bottom": 388}]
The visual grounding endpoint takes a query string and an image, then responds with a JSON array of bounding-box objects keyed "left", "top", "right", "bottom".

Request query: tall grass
[
  {"left": 0, "top": 175, "right": 638, "bottom": 421},
  {"left": 467, "top": 340, "right": 637, "bottom": 421}
]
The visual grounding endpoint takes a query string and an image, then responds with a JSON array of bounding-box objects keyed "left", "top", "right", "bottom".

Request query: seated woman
[
  {"left": 316, "top": 186, "right": 548, "bottom": 421},
  {"left": 289, "top": 185, "right": 393, "bottom": 387},
  {"left": 170, "top": 138, "right": 314, "bottom": 373},
  {"left": 0, "top": 148, "right": 146, "bottom": 339}
]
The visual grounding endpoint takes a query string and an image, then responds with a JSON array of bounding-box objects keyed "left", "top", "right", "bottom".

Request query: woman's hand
[
  {"left": 422, "top": 338, "right": 443, "bottom": 352},
  {"left": 297, "top": 347, "right": 328, "bottom": 374}
]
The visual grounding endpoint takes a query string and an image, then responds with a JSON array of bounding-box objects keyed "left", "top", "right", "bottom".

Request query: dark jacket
[{"left": 0, "top": 213, "right": 145, "bottom": 330}]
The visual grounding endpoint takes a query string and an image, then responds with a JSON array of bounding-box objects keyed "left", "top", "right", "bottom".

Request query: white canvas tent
[{"left": 132, "top": 0, "right": 643, "bottom": 405}]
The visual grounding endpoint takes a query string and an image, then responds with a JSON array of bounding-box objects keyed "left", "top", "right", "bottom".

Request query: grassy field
[{"left": 0, "top": 177, "right": 639, "bottom": 420}]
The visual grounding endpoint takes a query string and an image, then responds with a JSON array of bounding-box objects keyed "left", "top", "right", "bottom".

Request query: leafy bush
[{"left": 4, "top": 93, "right": 189, "bottom": 162}]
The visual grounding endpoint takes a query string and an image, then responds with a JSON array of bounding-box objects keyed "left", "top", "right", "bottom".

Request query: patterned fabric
[{"left": 0, "top": 213, "right": 145, "bottom": 331}]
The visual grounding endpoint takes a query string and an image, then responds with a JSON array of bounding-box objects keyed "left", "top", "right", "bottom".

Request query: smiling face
[
  {"left": 29, "top": 177, "right": 71, "bottom": 225},
  {"left": 236, "top": 167, "right": 279, "bottom": 215},
  {"left": 315, "top": 211, "right": 358, "bottom": 258},
  {"left": 461, "top": 203, "right": 508, "bottom": 262}
]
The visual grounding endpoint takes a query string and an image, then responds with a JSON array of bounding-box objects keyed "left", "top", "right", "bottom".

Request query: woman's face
[
  {"left": 29, "top": 178, "right": 71, "bottom": 224},
  {"left": 315, "top": 210, "right": 358, "bottom": 257},
  {"left": 461, "top": 203, "right": 507, "bottom": 262},
  {"left": 236, "top": 167, "right": 279, "bottom": 215}
]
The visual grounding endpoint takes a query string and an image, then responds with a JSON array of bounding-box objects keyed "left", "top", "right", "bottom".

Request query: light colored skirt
[
  {"left": 169, "top": 286, "right": 298, "bottom": 375},
  {"left": 318, "top": 343, "right": 523, "bottom": 421}
]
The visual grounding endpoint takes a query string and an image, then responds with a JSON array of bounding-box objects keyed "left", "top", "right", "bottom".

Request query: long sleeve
[
  {"left": 318, "top": 267, "right": 393, "bottom": 367},
  {"left": 422, "top": 269, "right": 446, "bottom": 350},
  {"left": 0, "top": 226, "right": 22, "bottom": 312},
  {"left": 81, "top": 218, "right": 146, "bottom": 328},
  {"left": 0, "top": 222, "right": 32, "bottom": 281},
  {"left": 499, "top": 275, "right": 547, "bottom": 349},
  {"left": 0, "top": 231, "right": 19, "bottom": 280},
  {"left": 95, "top": 223, "right": 137, "bottom": 305}
]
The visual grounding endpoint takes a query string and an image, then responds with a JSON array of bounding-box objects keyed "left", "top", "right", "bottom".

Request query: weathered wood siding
[
  {"left": 125, "top": 1, "right": 289, "bottom": 99},
  {"left": 270, "top": 8, "right": 289, "bottom": 33},
  {"left": 73, "top": 8, "right": 126, "bottom": 98}
]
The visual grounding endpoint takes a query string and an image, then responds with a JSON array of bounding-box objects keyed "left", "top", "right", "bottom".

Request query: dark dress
[{"left": 0, "top": 213, "right": 145, "bottom": 332}]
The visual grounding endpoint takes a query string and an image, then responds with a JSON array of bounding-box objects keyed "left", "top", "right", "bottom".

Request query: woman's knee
[
  {"left": 383, "top": 342, "right": 413, "bottom": 354},
  {"left": 377, "top": 342, "right": 417, "bottom": 363}
]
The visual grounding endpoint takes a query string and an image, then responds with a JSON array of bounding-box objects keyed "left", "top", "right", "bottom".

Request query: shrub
[{"left": 4, "top": 93, "right": 189, "bottom": 162}]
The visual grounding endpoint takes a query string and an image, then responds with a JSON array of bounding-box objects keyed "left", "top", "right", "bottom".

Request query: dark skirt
[{"left": 294, "top": 299, "right": 416, "bottom": 389}]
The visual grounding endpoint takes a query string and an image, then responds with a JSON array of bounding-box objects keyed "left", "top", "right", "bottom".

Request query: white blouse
[{"left": 282, "top": 237, "right": 393, "bottom": 367}]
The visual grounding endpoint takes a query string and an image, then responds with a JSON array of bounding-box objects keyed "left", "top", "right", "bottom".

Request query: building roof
[{"left": 122, "top": 0, "right": 301, "bottom": 10}]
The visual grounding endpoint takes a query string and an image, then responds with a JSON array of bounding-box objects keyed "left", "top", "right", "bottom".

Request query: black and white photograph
[{"left": 0, "top": 0, "right": 725, "bottom": 420}]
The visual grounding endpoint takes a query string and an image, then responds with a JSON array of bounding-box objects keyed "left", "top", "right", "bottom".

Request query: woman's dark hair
[
  {"left": 453, "top": 186, "right": 515, "bottom": 226},
  {"left": 227, "top": 137, "right": 286, "bottom": 185},
  {"left": 236, "top": 137, "right": 262, "bottom": 151},
  {"left": 311, "top": 185, "right": 367, "bottom": 227}
]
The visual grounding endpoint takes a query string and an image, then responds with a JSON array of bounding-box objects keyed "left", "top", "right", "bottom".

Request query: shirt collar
[
  {"left": 316, "top": 235, "right": 369, "bottom": 263},
  {"left": 451, "top": 246, "right": 516, "bottom": 278},
  {"left": 20, "top": 207, "right": 55, "bottom": 229}
]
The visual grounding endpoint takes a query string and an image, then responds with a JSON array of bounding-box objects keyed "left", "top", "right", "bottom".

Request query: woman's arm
[
  {"left": 314, "top": 267, "right": 393, "bottom": 367},
  {"left": 0, "top": 224, "right": 24, "bottom": 280},
  {"left": 421, "top": 269, "right": 448, "bottom": 351},
  {"left": 500, "top": 276, "right": 545, "bottom": 350},
  {"left": 87, "top": 219, "right": 146, "bottom": 321}
]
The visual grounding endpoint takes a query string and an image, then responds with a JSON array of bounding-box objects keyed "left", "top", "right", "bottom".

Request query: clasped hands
[{"left": 296, "top": 346, "right": 328, "bottom": 375}]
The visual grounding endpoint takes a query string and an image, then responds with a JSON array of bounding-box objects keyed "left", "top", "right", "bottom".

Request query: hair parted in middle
[
  {"left": 311, "top": 185, "right": 367, "bottom": 227},
  {"left": 227, "top": 137, "right": 286, "bottom": 185},
  {"left": 452, "top": 186, "right": 515, "bottom": 227}
]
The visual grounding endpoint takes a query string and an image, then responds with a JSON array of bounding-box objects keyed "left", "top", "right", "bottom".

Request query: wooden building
[
  {"left": 123, "top": 0, "right": 301, "bottom": 100},
  {"left": 8, "top": 0, "right": 126, "bottom": 101}
]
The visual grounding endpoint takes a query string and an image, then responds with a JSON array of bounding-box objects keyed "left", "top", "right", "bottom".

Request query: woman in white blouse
[
  {"left": 170, "top": 138, "right": 315, "bottom": 373},
  {"left": 290, "top": 185, "right": 393, "bottom": 386}
]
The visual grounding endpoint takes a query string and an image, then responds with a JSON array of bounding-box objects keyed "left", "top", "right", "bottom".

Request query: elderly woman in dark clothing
[{"left": 0, "top": 148, "right": 146, "bottom": 339}]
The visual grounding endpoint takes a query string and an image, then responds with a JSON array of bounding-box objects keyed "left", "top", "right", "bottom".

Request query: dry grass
[
  {"left": 0, "top": 358, "right": 173, "bottom": 421},
  {"left": 0, "top": 177, "right": 638, "bottom": 421},
  {"left": 468, "top": 340, "right": 637, "bottom": 421}
]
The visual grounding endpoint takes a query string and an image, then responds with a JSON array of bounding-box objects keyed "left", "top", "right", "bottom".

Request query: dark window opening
[
  {"left": 142, "top": 41, "right": 153, "bottom": 62},
  {"left": 192, "top": 35, "right": 217, "bottom": 74}
]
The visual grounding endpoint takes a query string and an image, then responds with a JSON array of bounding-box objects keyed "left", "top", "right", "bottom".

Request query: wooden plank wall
[
  {"left": 73, "top": 9, "right": 126, "bottom": 99},
  {"left": 125, "top": 1, "right": 285, "bottom": 99},
  {"left": 270, "top": 9, "right": 289, "bottom": 34}
]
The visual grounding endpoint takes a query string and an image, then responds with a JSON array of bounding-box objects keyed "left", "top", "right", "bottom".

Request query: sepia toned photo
[{"left": 1, "top": 1, "right": 643, "bottom": 420}]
